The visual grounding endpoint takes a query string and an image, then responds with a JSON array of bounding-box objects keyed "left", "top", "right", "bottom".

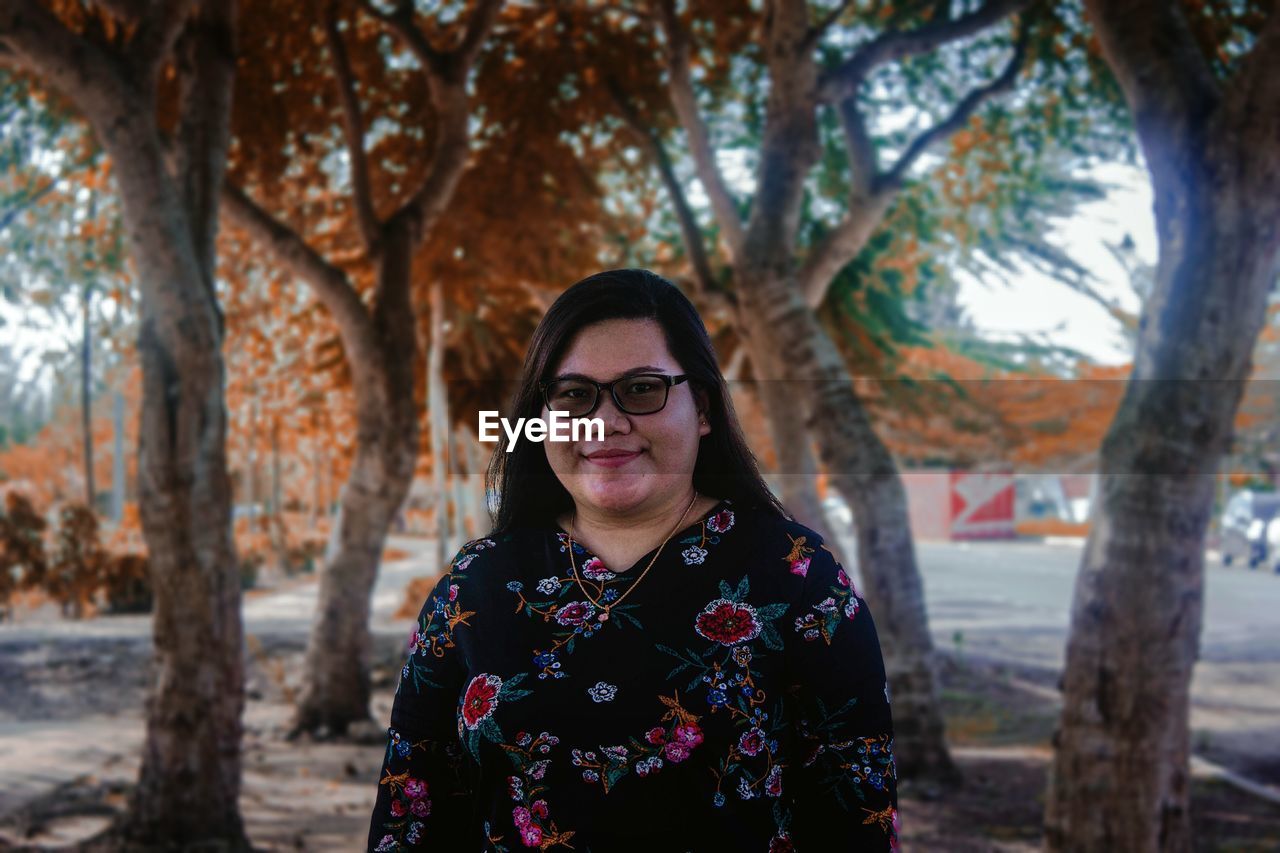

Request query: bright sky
[{"left": 954, "top": 162, "right": 1157, "bottom": 366}]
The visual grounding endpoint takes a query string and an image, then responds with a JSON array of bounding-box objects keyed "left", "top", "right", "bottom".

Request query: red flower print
[
  {"left": 531, "top": 799, "right": 549, "bottom": 819},
  {"left": 738, "top": 727, "right": 765, "bottom": 757},
  {"left": 390, "top": 798, "right": 406, "bottom": 817},
  {"left": 673, "top": 722, "right": 703, "bottom": 747},
  {"left": 461, "top": 674, "right": 502, "bottom": 730},
  {"left": 836, "top": 567, "right": 850, "bottom": 588},
  {"left": 789, "top": 557, "right": 810, "bottom": 578},
  {"left": 694, "top": 599, "right": 762, "bottom": 646},
  {"left": 769, "top": 835, "right": 794, "bottom": 853},
  {"left": 663, "top": 741, "right": 692, "bottom": 763},
  {"left": 449, "top": 583, "right": 459, "bottom": 601},
  {"left": 554, "top": 600, "right": 596, "bottom": 627},
  {"left": 707, "top": 510, "right": 735, "bottom": 533},
  {"left": 645, "top": 727, "right": 666, "bottom": 745}
]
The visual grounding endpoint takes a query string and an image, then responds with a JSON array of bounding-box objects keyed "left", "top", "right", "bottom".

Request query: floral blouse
[{"left": 367, "top": 498, "right": 899, "bottom": 852}]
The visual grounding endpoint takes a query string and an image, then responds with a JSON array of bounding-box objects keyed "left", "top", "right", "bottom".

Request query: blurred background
[{"left": 2, "top": 0, "right": 1279, "bottom": 849}]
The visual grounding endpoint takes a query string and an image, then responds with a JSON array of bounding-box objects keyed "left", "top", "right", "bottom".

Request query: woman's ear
[{"left": 695, "top": 388, "right": 712, "bottom": 437}]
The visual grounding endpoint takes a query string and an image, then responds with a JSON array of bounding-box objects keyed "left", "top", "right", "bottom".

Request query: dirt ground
[{"left": 2, "top": 631, "right": 1278, "bottom": 852}]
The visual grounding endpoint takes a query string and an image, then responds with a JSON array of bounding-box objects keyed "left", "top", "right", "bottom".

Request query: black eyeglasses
[{"left": 539, "top": 373, "right": 691, "bottom": 418}]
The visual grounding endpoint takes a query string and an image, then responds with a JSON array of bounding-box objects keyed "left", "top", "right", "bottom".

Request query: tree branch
[
  {"left": 220, "top": 181, "right": 383, "bottom": 377},
  {"left": 361, "top": 0, "right": 447, "bottom": 77},
  {"left": 390, "top": 0, "right": 504, "bottom": 244},
  {"left": 654, "top": 0, "right": 745, "bottom": 263},
  {"left": 803, "top": 0, "right": 855, "bottom": 51},
  {"left": 130, "top": 0, "right": 199, "bottom": 80},
  {"left": 604, "top": 73, "right": 717, "bottom": 296},
  {"left": 883, "top": 18, "right": 1029, "bottom": 187},
  {"left": 0, "top": 0, "right": 131, "bottom": 117},
  {"left": 454, "top": 0, "right": 504, "bottom": 74},
  {"left": 797, "top": 191, "right": 894, "bottom": 309},
  {"left": 818, "top": 0, "right": 1028, "bottom": 103},
  {"left": 324, "top": 3, "right": 382, "bottom": 253}
]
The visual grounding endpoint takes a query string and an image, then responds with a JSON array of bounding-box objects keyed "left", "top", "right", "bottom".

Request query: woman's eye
[{"left": 628, "top": 382, "right": 657, "bottom": 394}]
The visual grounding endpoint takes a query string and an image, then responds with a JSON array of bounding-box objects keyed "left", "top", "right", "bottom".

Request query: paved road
[
  {"left": 906, "top": 539, "right": 1280, "bottom": 784},
  {"left": 910, "top": 539, "right": 1280, "bottom": 667}
]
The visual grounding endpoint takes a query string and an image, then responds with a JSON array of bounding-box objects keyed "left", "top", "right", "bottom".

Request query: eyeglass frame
[{"left": 538, "top": 372, "right": 692, "bottom": 418}]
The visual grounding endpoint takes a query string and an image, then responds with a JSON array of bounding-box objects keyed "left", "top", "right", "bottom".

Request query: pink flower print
[
  {"left": 789, "top": 557, "right": 810, "bottom": 578},
  {"left": 663, "top": 741, "right": 692, "bottom": 763},
  {"left": 738, "top": 727, "right": 765, "bottom": 757},
  {"left": 765, "top": 764, "right": 783, "bottom": 797},
  {"left": 554, "top": 600, "right": 596, "bottom": 627},
  {"left": 836, "top": 567, "right": 850, "bottom": 588},
  {"left": 581, "top": 557, "right": 615, "bottom": 581},
  {"left": 645, "top": 727, "right": 666, "bottom": 745},
  {"left": 520, "top": 824, "right": 543, "bottom": 847},
  {"left": 410, "top": 797, "right": 431, "bottom": 818},
  {"left": 528, "top": 760, "right": 549, "bottom": 780},
  {"left": 673, "top": 722, "right": 703, "bottom": 747},
  {"left": 845, "top": 597, "right": 860, "bottom": 620},
  {"left": 513, "top": 806, "right": 532, "bottom": 828},
  {"left": 404, "top": 778, "right": 428, "bottom": 800},
  {"left": 531, "top": 799, "right": 549, "bottom": 819},
  {"left": 449, "top": 583, "right": 459, "bottom": 601},
  {"left": 707, "top": 509, "right": 735, "bottom": 533}
]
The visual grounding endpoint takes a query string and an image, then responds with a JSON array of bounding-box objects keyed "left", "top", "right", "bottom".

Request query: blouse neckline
[{"left": 552, "top": 496, "right": 733, "bottom": 574}]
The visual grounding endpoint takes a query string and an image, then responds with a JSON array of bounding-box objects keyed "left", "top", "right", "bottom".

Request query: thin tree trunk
[
  {"left": 110, "top": 387, "right": 125, "bottom": 525},
  {"left": 428, "top": 278, "right": 451, "bottom": 571},
  {"left": 80, "top": 281, "right": 95, "bottom": 509},
  {"left": 736, "top": 270, "right": 958, "bottom": 785},
  {"left": 293, "top": 220, "right": 420, "bottom": 736},
  {"left": 1047, "top": 5, "right": 1280, "bottom": 846}
]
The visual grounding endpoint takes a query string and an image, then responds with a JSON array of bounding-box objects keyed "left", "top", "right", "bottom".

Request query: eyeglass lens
[{"left": 545, "top": 375, "right": 669, "bottom": 417}]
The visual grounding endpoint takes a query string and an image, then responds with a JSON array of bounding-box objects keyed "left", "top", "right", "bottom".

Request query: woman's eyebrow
[{"left": 553, "top": 365, "right": 668, "bottom": 381}]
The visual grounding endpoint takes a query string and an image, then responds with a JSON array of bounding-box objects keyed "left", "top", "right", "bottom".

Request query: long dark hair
[{"left": 487, "top": 268, "right": 787, "bottom": 533}]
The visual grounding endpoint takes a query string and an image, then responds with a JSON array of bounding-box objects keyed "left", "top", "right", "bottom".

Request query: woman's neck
[{"left": 561, "top": 488, "right": 717, "bottom": 572}]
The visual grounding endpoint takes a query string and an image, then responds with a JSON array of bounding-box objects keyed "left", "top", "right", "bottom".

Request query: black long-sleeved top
[{"left": 368, "top": 498, "right": 899, "bottom": 852}]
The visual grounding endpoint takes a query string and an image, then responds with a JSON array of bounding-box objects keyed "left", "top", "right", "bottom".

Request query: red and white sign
[{"left": 949, "top": 470, "right": 1015, "bottom": 540}]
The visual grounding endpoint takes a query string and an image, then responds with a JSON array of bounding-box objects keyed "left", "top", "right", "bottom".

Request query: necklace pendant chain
[{"left": 568, "top": 491, "right": 701, "bottom": 618}]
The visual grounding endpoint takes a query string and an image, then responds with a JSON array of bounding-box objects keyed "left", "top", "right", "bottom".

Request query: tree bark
[
  {"left": 80, "top": 281, "right": 95, "bottom": 508},
  {"left": 1, "top": 0, "right": 250, "bottom": 844},
  {"left": 1046, "top": 4, "right": 1280, "bottom": 849},
  {"left": 223, "top": 0, "right": 501, "bottom": 735},
  {"left": 292, "top": 219, "right": 421, "bottom": 736}
]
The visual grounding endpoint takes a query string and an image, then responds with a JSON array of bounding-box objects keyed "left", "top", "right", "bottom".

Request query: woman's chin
[{"left": 578, "top": 477, "right": 653, "bottom": 513}]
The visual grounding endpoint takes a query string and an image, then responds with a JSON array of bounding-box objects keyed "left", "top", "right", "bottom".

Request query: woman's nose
[{"left": 593, "top": 393, "right": 632, "bottom": 433}]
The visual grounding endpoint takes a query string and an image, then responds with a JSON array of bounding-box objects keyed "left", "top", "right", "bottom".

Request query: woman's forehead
[{"left": 555, "top": 319, "right": 678, "bottom": 374}]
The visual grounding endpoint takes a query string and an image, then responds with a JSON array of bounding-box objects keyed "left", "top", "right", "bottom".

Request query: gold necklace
[{"left": 568, "top": 491, "right": 700, "bottom": 624}]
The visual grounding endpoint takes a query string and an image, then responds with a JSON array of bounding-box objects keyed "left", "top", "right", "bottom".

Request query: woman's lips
[{"left": 584, "top": 450, "right": 642, "bottom": 468}]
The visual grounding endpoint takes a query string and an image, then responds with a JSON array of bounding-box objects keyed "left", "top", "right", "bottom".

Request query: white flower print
[
  {"left": 587, "top": 681, "right": 618, "bottom": 703},
  {"left": 682, "top": 546, "right": 708, "bottom": 565},
  {"left": 536, "top": 577, "right": 562, "bottom": 595}
]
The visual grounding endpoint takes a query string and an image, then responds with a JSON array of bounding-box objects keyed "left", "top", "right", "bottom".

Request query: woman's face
[{"left": 542, "top": 318, "right": 711, "bottom": 518}]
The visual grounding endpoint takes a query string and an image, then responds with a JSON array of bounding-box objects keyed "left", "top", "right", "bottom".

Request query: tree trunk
[
  {"left": 427, "top": 279, "right": 452, "bottom": 571},
  {"left": 110, "top": 387, "right": 125, "bottom": 525},
  {"left": 737, "top": 265, "right": 959, "bottom": 786},
  {"left": 292, "top": 221, "right": 420, "bottom": 736},
  {"left": 1045, "top": 5, "right": 1280, "bottom": 848},
  {"left": 80, "top": 281, "right": 95, "bottom": 509},
  {"left": 753, "top": 372, "right": 839, "bottom": 553}
]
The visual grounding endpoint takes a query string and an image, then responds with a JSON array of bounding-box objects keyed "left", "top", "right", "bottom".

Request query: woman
[{"left": 368, "top": 269, "right": 898, "bottom": 851}]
